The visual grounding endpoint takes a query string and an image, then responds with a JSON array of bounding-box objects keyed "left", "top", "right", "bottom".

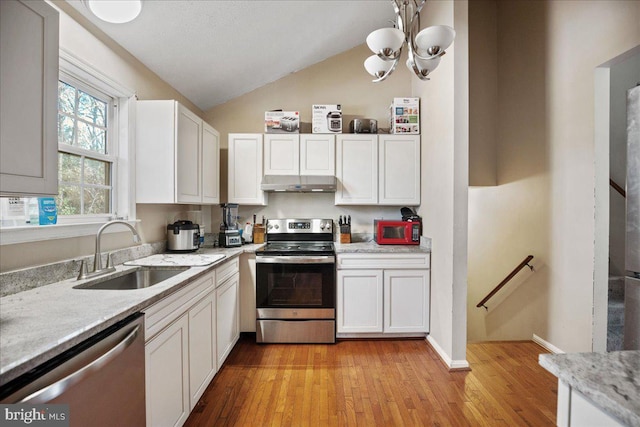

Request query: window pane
[
  {"left": 84, "top": 188, "right": 110, "bottom": 214},
  {"left": 84, "top": 158, "right": 110, "bottom": 186},
  {"left": 58, "top": 153, "right": 81, "bottom": 184},
  {"left": 57, "top": 185, "right": 81, "bottom": 215},
  {"left": 77, "top": 90, "right": 106, "bottom": 127},
  {"left": 58, "top": 81, "right": 76, "bottom": 115},
  {"left": 58, "top": 114, "right": 75, "bottom": 146},
  {"left": 77, "top": 121, "right": 106, "bottom": 153}
]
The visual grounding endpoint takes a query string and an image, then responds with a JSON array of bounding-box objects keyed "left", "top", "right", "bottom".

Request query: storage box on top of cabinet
[
  {"left": 136, "top": 100, "right": 220, "bottom": 204},
  {"left": 389, "top": 97, "right": 420, "bottom": 134}
]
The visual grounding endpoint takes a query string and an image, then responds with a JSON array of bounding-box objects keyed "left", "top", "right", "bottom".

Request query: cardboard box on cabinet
[
  {"left": 265, "top": 111, "right": 300, "bottom": 133},
  {"left": 312, "top": 104, "right": 342, "bottom": 133},
  {"left": 389, "top": 97, "right": 420, "bottom": 134}
]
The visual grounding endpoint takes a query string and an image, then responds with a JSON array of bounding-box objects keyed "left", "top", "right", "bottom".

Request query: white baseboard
[
  {"left": 533, "top": 334, "right": 565, "bottom": 354},
  {"left": 426, "top": 335, "right": 470, "bottom": 370}
]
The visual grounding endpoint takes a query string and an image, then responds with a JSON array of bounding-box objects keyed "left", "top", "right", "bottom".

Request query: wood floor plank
[{"left": 184, "top": 336, "right": 557, "bottom": 426}]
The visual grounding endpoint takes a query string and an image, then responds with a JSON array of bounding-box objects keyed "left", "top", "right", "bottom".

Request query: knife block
[{"left": 339, "top": 225, "right": 351, "bottom": 244}]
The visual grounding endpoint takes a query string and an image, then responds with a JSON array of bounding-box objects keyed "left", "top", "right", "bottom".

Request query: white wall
[
  {"left": 415, "top": 0, "right": 470, "bottom": 368},
  {"left": 467, "top": 0, "right": 640, "bottom": 352},
  {"left": 204, "top": 44, "right": 413, "bottom": 231}
]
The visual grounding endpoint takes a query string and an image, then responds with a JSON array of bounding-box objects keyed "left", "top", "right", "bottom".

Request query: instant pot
[{"left": 167, "top": 220, "right": 200, "bottom": 252}]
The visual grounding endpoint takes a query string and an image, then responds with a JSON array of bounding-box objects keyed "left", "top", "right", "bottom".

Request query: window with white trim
[
  {"left": 57, "top": 77, "right": 115, "bottom": 217},
  {"left": 0, "top": 50, "right": 135, "bottom": 243}
]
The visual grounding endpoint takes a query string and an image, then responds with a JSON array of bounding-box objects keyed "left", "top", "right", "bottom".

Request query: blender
[{"left": 219, "top": 203, "right": 242, "bottom": 247}]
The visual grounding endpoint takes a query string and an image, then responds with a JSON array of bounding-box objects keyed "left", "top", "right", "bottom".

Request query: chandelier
[{"left": 364, "top": 0, "right": 455, "bottom": 82}]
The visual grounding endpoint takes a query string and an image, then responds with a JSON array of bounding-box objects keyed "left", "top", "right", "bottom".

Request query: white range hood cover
[{"left": 261, "top": 175, "right": 337, "bottom": 192}]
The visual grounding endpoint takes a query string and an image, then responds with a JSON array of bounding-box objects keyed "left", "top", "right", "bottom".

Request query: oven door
[{"left": 256, "top": 255, "right": 335, "bottom": 310}]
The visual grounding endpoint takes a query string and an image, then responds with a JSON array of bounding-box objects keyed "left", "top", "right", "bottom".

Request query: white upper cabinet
[
  {"left": 335, "top": 135, "right": 378, "bottom": 205},
  {"left": 335, "top": 134, "right": 420, "bottom": 206},
  {"left": 228, "top": 133, "right": 267, "bottom": 205},
  {"left": 202, "top": 123, "right": 220, "bottom": 204},
  {"left": 0, "top": 0, "right": 59, "bottom": 196},
  {"left": 175, "top": 104, "right": 202, "bottom": 203},
  {"left": 264, "top": 134, "right": 300, "bottom": 175},
  {"left": 300, "top": 134, "right": 335, "bottom": 176},
  {"left": 264, "top": 134, "right": 335, "bottom": 176},
  {"left": 378, "top": 135, "right": 420, "bottom": 205},
  {"left": 136, "top": 100, "right": 220, "bottom": 205}
]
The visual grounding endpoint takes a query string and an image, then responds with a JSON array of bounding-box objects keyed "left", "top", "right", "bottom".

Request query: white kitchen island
[{"left": 539, "top": 351, "right": 640, "bottom": 426}]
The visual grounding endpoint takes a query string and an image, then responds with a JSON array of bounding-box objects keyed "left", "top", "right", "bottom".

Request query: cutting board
[{"left": 124, "top": 253, "right": 226, "bottom": 267}]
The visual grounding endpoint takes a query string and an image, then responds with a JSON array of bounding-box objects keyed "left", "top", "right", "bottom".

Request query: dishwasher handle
[{"left": 21, "top": 324, "right": 141, "bottom": 404}]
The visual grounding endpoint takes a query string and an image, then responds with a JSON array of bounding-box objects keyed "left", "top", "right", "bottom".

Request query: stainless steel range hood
[{"left": 261, "top": 175, "right": 337, "bottom": 192}]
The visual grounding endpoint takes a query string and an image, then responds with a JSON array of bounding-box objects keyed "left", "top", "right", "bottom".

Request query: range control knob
[
  {"left": 320, "top": 223, "right": 325, "bottom": 230},
  {"left": 274, "top": 224, "right": 280, "bottom": 230},
  {"left": 267, "top": 225, "right": 273, "bottom": 230}
]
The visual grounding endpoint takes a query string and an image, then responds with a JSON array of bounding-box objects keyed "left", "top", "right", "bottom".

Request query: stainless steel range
[{"left": 255, "top": 218, "right": 335, "bottom": 343}]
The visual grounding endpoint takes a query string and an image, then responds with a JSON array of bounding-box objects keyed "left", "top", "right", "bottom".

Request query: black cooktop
[{"left": 255, "top": 242, "right": 335, "bottom": 256}]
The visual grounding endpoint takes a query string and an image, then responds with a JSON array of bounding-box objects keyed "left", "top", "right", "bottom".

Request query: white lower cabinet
[
  {"left": 384, "top": 270, "right": 430, "bottom": 333},
  {"left": 216, "top": 271, "right": 240, "bottom": 367},
  {"left": 336, "top": 253, "right": 430, "bottom": 336},
  {"left": 144, "top": 257, "right": 240, "bottom": 427},
  {"left": 145, "top": 314, "right": 190, "bottom": 427},
  {"left": 188, "top": 291, "right": 217, "bottom": 408},
  {"left": 557, "top": 380, "right": 624, "bottom": 427},
  {"left": 337, "top": 269, "right": 383, "bottom": 333}
]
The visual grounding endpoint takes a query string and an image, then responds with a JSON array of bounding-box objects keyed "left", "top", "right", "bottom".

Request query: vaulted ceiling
[{"left": 65, "top": 1, "right": 396, "bottom": 111}]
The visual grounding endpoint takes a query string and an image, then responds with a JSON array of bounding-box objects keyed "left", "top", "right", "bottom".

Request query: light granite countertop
[
  {"left": 0, "top": 245, "right": 261, "bottom": 385},
  {"left": 334, "top": 240, "right": 431, "bottom": 254},
  {"left": 539, "top": 351, "right": 640, "bottom": 426}
]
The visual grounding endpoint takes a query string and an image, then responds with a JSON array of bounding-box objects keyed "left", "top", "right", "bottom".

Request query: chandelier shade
[
  {"left": 364, "top": 0, "right": 455, "bottom": 82},
  {"left": 366, "top": 28, "right": 405, "bottom": 59},
  {"left": 365, "top": 55, "right": 396, "bottom": 80},
  {"left": 414, "top": 25, "right": 456, "bottom": 57}
]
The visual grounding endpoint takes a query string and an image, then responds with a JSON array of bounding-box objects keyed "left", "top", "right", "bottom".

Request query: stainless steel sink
[{"left": 73, "top": 267, "right": 189, "bottom": 290}]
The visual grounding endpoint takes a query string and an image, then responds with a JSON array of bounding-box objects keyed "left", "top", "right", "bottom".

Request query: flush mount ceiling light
[
  {"left": 83, "top": 0, "right": 142, "bottom": 24},
  {"left": 364, "top": 0, "right": 455, "bottom": 82}
]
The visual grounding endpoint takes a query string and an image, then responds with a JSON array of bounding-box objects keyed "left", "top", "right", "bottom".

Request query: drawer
[
  {"left": 337, "top": 253, "right": 430, "bottom": 270},
  {"left": 216, "top": 257, "right": 239, "bottom": 287},
  {"left": 144, "top": 272, "right": 215, "bottom": 341}
]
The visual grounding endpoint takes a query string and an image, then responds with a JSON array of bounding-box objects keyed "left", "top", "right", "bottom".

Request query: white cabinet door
[
  {"left": 176, "top": 104, "right": 202, "bottom": 203},
  {"left": 300, "top": 134, "right": 335, "bottom": 176},
  {"left": 146, "top": 314, "right": 190, "bottom": 427},
  {"left": 383, "top": 270, "right": 430, "bottom": 333},
  {"left": 264, "top": 134, "right": 299, "bottom": 175},
  {"left": 188, "top": 291, "right": 216, "bottom": 410},
  {"left": 335, "top": 135, "right": 378, "bottom": 205},
  {"left": 378, "top": 135, "right": 420, "bottom": 205},
  {"left": 216, "top": 272, "right": 240, "bottom": 367},
  {"left": 201, "top": 122, "right": 220, "bottom": 204},
  {"left": 337, "top": 269, "right": 383, "bottom": 333},
  {"left": 0, "top": 0, "right": 58, "bottom": 196},
  {"left": 228, "top": 134, "right": 266, "bottom": 205}
]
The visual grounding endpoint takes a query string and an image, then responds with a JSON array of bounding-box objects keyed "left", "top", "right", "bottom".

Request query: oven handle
[{"left": 256, "top": 255, "right": 335, "bottom": 264}]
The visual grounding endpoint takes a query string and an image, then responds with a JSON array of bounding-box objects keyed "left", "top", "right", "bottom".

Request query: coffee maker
[{"left": 219, "top": 203, "right": 242, "bottom": 247}]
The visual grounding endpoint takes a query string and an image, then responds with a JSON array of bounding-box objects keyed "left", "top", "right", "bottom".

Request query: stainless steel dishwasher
[{"left": 0, "top": 313, "right": 145, "bottom": 426}]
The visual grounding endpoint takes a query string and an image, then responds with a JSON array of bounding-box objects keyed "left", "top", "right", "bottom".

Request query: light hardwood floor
[{"left": 185, "top": 335, "right": 557, "bottom": 426}]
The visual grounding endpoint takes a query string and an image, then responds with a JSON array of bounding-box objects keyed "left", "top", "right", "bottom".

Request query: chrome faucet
[{"left": 78, "top": 220, "right": 141, "bottom": 280}]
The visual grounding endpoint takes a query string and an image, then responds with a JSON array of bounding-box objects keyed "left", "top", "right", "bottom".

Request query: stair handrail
[
  {"left": 476, "top": 255, "right": 535, "bottom": 311},
  {"left": 610, "top": 179, "right": 626, "bottom": 198}
]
